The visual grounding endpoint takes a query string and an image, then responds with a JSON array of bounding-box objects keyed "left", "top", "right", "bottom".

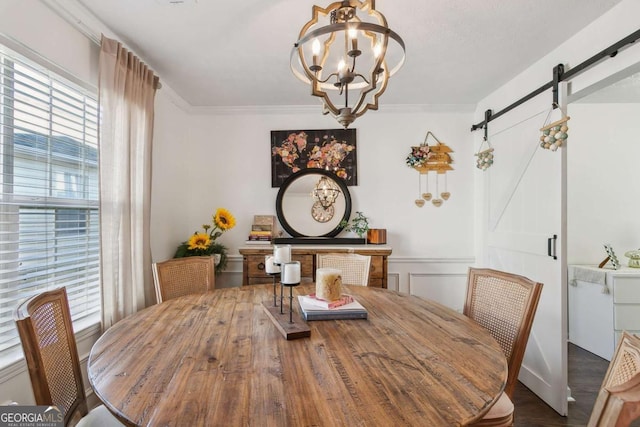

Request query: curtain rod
[{"left": 471, "top": 27, "right": 640, "bottom": 132}]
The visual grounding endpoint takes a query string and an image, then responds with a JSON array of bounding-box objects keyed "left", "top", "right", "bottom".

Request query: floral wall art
[{"left": 270, "top": 129, "right": 357, "bottom": 187}]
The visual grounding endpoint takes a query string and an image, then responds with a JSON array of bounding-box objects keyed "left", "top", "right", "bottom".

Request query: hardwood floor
[
  {"left": 513, "top": 343, "right": 617, "bottom": 426},
  {"left": 513, "top": 343, "right": 604, "bottom": 426}
]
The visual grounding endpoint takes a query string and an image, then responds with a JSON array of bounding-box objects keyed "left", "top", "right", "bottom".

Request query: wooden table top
[{"left": 88, "top": 284, "right": 507, "bottom": 426}]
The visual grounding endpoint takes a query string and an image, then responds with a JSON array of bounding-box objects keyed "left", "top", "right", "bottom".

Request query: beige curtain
[{"left": 98, "top": 35, "right": 159, "bottom": 330}]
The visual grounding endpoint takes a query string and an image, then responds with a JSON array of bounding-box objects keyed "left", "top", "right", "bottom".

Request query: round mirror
[{"left": 276, "top": 168, "right": 351, "bottom": 238}]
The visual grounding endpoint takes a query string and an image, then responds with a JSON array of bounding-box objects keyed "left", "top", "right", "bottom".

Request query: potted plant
[
  {"left": 174, "top": 207, "right": 236, "bottom": 274},
  {"left": 339, "top": 211, "right": 369, "bottom": 239}
]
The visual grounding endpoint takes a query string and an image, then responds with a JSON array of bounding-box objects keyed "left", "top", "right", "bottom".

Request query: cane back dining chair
[
  {"left": 587, "top": 331, "right": 640, "bottom": 427},
  {"left": 316, "top": 253, "right": 371, "bottom": 286},
  {"left": 152, "top": 256, "right": 215, "bottom": 303},
  {"left": 14, "top": 287, "right": 122, "bottom": 427},
  {"left": 465, "top": 267, "right": 543, "bottom": 427}
]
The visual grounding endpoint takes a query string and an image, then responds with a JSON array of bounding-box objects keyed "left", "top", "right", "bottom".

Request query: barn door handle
[{"left": 547, "top": 235, "right": 558, "bottom": 260}]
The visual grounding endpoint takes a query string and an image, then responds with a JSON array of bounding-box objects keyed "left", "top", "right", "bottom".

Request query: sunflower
[
  {"left": 174, "top": 207, "right": 235, "bottom": 274},
  {"left": 187, "top": 232, "right": 211, "bottom": 250},
  {"left": 214, "top": 208, "right": 236, "bottom": 231}
]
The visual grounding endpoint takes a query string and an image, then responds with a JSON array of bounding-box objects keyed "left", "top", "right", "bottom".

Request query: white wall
[
  {"left": 149, "top": 89, "right": 192, "bottom": 262},
  {"left": 149, "top": 106, "right": 477, "bottom": 291},
  {"left": 567, "top": 102, "right": 640, "bottom": 265},
  {"left": 0, "top": 0, "right": 97, "bottom": 86}
]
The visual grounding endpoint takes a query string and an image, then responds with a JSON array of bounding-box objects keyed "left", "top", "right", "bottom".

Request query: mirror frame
[{"left": 275, "top": 168, "right": 351, "bottom": 238}]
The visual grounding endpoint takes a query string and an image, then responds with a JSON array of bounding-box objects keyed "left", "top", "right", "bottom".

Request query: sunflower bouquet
[{"left": 174, "top": 208, "right": 236, "bottom": 273}]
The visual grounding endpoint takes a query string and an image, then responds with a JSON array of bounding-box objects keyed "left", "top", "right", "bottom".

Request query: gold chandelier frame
[{"left": 290, "top": 0, "right": 405, "bottom": 128}]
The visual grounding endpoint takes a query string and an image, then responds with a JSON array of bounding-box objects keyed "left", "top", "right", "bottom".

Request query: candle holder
[
  {"left": 272, "top": 261, "right": 285, "bottom": 314},
  {"left": 282, "top": 261, "right": 301, "bottom": 322},
  {"left": 261, "top": 260, "right": 309, "bottom": 340},
  {"left": 273, "top": 244, "right": 292, "bottom": 265},
  {"left": 283, "top": 281, "right": 300, "bottom": 323},
  {"left": 267, "top": 272, "right": 280, "bottom": 307},
  {"left": 272, "top": 245, "right": 291, "bottom": 313},
  {"left": 264, "top": 255, "right": 281, "bottom": 307}
]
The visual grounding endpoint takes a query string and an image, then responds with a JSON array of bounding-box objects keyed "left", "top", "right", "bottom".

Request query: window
[{"left": 0, "top": 44, "right": 100, "bottom": 362}]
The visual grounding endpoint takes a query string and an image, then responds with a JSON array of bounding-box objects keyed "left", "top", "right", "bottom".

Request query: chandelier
[
  {"left": 290, "top": 0, "right": 406, "bottom": 128},
  {"left": 311, "top": 175, "right": 341, "bottom": 208}
]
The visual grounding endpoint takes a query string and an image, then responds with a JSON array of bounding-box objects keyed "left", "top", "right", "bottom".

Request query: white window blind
[{"left": 0, "top": 44, "right": 100, "bottom": 361}]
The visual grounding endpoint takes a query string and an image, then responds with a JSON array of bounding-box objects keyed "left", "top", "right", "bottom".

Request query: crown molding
[
  {"left": 186, "top": 103, "right": 476, "bottom": 116},
  {"left": 40, "top": 0, "right": 110, "bottom": 44}
]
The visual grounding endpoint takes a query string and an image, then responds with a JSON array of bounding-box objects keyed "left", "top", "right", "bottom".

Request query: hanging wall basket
[
  {"left": 406, "top": 131, "right": 454, "bottom": 174},
  {"left": 475, "top": 110, "right": 494, "bottom": 171},
  {"left": 539, "top": 104, "right": 570, "bottom": 151},
  {"left": 407, "top": 131, "right": 454, "bottom": 208},
  {"left": 475, "top": 139, "right": 494, "bottom": 171}
]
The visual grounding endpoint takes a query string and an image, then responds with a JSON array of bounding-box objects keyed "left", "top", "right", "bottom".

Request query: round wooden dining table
[{"left": 88, "top": 284, "right": 507, "bottom": 426}]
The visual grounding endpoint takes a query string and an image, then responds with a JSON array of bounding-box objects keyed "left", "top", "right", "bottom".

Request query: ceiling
[{"left": 73, "top": 0, "right": 624, "bottom": 108}]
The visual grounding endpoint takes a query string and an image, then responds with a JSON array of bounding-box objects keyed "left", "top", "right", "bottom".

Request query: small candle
[
  {"left": 265, "top": 255, "right": 280, "bottom": 274},
  {"left": 282, "top": 261, "right": 301, "bottom": 285},
  {"left": 348, "top": 27, "right": 358, "bottom": 51},
  {"left": 337, "top": 59, "right": 347, "bottom": 81},
  {"left": 312, "top": 38, "right": 320, "bottom": 68},
  {"left": 316, "top": 268, "right": 342, "bottom": 301},
  {"left": 273, "top": 244, "right": 291, "bottom": 265}
]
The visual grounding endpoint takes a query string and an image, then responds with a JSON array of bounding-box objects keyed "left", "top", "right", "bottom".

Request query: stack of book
[
  {"left": 246, "top": 215, "right": 277, "bottom": 244},
  {"left": 247, "top": 230, "right": 272, "bottom": 242},
  {"left": 297, "top": 294, "right": 368, "bottom": 321}
]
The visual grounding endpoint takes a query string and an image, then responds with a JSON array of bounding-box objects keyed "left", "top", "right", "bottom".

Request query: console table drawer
[
  {"left": 370, "top": 256, "right": 384, "bottom": 279},
  {"left": 613, "top": 277, "right": 640, "bottom": 303},
  {"left": 240, "top": 245, "right": 392, "bottom": 288},
  {"left": 614, "top": 305, "right": 640, "bottom": 330}
]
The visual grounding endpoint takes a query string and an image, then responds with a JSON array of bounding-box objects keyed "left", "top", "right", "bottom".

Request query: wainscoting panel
[
  {"left": 408, "top": 273, "right": 468, "bottom": 313},
  {"left": 389, "top": 257, "right": 475, "bottom": 312}
]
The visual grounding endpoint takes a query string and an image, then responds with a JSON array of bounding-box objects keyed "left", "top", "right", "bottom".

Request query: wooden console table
[{"left": 239, "top": 245, "right": 392, "bottom": 288}]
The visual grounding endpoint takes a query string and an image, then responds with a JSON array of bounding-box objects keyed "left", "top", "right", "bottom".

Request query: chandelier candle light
[{"left": 291, "top": 0, "right": 406, "bottom": 128}]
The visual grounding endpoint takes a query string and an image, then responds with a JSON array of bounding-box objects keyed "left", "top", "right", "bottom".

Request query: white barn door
[{"left": 477, "top": 87, "right": 568, "bottom": 415}]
